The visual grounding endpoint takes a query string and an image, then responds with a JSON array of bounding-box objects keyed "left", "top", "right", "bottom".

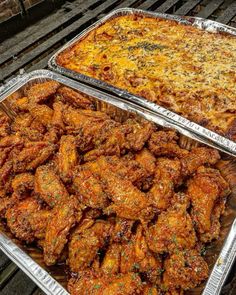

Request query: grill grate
[{"left": 0, "top": 0, "right": 236, "bottom": 294}]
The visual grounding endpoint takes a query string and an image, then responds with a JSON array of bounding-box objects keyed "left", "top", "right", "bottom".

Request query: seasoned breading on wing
[
  {"left": 63, "top": 107, "right": 110, "bottom": 128},
  {"left": 148, "top": 131, "right": 188, "bottom": 158},
  {"left": 11, "top": 173, "right": 34, "bottom": 198},
  {"left": 68, "top": 220, "right": 112, "bottom": 272},
  {"left": 28, "top": 104, "right": 53, "bottom": 127},
  {"left": 0, "top": 147, "right": 12, "bottom": 167},
  {"left": 28, "top": 209, "right": 51, "bottom": 240},
  {"left": 181, "top": 147, "right": 220, "bottom": 176},
  {"left": 68, "top": 271, "right": 143, "bottom": 295},
  {"left": 35, "top": 165, "right": 69, "bottom": 207},
  {"left": 146, "top": 203, "right": 196, "bottom": 254},
  {"left": 30, "top": 118, "right": 46, "bottom": 133},
  {"left": 5, "top": 197, "right": 41, "bottom": 243},
  {"left": 11, "top": 113, "right": 33, "bottom": 132},
  {"left": 125, "top": 119, "right": 155, "bottom": 151},
  {"left": 58, "top": 135, "right": 79, "bottom": 182},
  {"left": 13, "top": 96, "right": 29, "bottom": 112},
  {"left": 13, "top": 142, "right": 56, "bottom": 172},
  {"left": 0, "top": 134, "right": 23, "bottom": 148},
  {"left": 102, "top": 272, "right": 143, "bottom": 295},
  {"left": 57, "top": 86, "right": 94, "bottom": 110},
  {"left": 100, "top": 169, "right": 154, "bottom": 221},
  {"left": 85, "top": 156, "right": 147, "bottom": 187},
  {"left": 120, "top": 225, "right": 162, "bottom": 284},
  {"left": 101, "top": 243, "right": 121, "bottom": 275},
  {"left": 147, "top": 158, "right": 182, "bottom": 211},
  {"left": 83, "top": 124, "right": 131, "bottom": 162},
  {"left": 26, "top": 81, "right": 60, "bottom": 104},
  {"left": 163, "top": 250, "right": 209, "bottom": 290},
  {"left": 52, "top": 101, "right": 65, "bottom": 130},
  {"left": 0, "top": 158, "right": 13, "bottom": 188},
  {"left": 200, "top": 198, "right": 226, "bottom": 243},
  {"left": 187, "top": 166, "right": 230, "bottom": 241},
  {"left": 0, "top": 114, "right": 10, "bottom": 137},
  {"left": 111, "top": 217, "right": 134, "bottom": 243},
  {"left": 143, "top": 285, "right": 161, "bottom": 295},
  {"left": 135, "top": 148, "right": 156, "bottom": 175},
  {"left": 43, "top": 128, "right": 59, "bottom": 144},
  {"left": 44, "top": 197, "right": 80, "bottom": 265},
  {"left": 68, "top": 271, "right": 108, "bottom": 295},
  {"left": 73, "top": 166, "right": 110, "bottom": 209},
  {"left": 0, "top": 196, "right": 17, "bottom": 218}
]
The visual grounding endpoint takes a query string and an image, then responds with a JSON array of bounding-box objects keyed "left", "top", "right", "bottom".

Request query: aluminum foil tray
[
  {"left": 48, "top": 7, "right": 236, "bottom": 157},
  {"left": 0, "top": 69, "right": 236, "bottom": 295}
]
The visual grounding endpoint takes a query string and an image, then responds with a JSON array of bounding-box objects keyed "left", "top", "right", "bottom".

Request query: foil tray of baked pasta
[
  {"left": 0, "top": 69, "right": 236, "bottom": 295},
  {"left": 48, "top": 8, "right": 236, "bottom": 157}
]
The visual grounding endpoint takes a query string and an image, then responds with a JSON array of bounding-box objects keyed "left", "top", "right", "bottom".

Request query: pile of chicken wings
[{"left": 0, "top": 81, "right": 230, "bottom": 295}]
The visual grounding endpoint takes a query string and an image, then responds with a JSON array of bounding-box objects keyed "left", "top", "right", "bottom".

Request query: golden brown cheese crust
[{"left": 57, "top": 14, "right": 236, "bottom": 140}]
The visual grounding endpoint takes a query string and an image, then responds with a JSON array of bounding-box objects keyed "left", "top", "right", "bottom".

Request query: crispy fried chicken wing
[
  {"left": 100, "top": 169, "right": 154, "bottom": 221},
  {"left": 11, "top": 173, "right": 34, "bottom": 198},
  {"left": 0, "top": 135, "right": 23, "bottom": 148},
  {"left": 13, "top": 142, "right": 56, "bottom": 172},
  {"left": 148, "top": 158, "right": 182, "bottom": 211},
  {"left": 120, "top": 225, "right": 162, "bottom": 284},
  {"left": 148, "top": 131, "right": 188, "bottom": 158},
  {"left": 26, "top": 81, "right": 60, "bottom": 104},
  {"left": 125, "top": 119, "right": 155, "bottom": 151},
  {"left": 35, "top": 165, "right": 69, "bottom": 207},
  {"left": 181, "top": 147, "right": 220, "bottom": 176},
  {"left": 28, "top": 209, "right": 51, "bottom": 240},
  {"left": 68, "top": 220, "right": 112, "bottom": 272},
  {"left": 163, "top": 250, "right": 209, "bottom": 290},
  {"left": 187, "top": 166, "right": 230, "bottom": 241},
  {"left": 5, "top": 197, "right": 41, "bottom": 243},
  {"left": 135, "top": 148, "right": 156, "bottom": 175},
  {"left": 28, "top": 104, "right": 53, "bottom": 127},
  {"left": 73, "top": 166, "right": 110, "bottom": 209},
  {"left": 63, "top": 107, "right": 110, "bottom": 128},
  {"left": 52, "top": 101, "right": 65, "bottom": 130},
  {"left": 58, "top": 135, "right": 79, "bottom": 182},
  {"left": 44, "top": 197, "right": 80, "bottom": 265},
  {"left": 57, "top": 86, "right": 94, "bottom": 110},
  {"left": 146, "top": 203, "right": 196, "bottom": 254},
  {"left": 83, "top": 124, "right": 131, "bottom": 162},
  {"left": 101, "top": 243, "right": 121, "bottom": 275}
]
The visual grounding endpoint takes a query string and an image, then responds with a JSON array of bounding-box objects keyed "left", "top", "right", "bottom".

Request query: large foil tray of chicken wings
[{"left": 0, "top": 69, "right": 235, "bottom": 295}]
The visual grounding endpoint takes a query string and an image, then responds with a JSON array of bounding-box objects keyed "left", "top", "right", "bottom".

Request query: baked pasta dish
[
  {"left": 57, "top": 14, "right": 236, "bottom": 141},
  {"left": 0, "top": 80, "right": 231, "bottom": 295}
]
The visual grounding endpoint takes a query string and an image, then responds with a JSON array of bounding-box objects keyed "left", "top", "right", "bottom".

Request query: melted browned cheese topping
[{"left": 57, "top": 14, "right": 236, "bottom": 140}]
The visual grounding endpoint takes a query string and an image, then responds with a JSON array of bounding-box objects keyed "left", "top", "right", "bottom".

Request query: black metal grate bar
[
  {"left": 196, "top": 0, "right": 225, "bottom": 18},
  {"left": 216, "top": 1, "right": 236, "bottom": 23},
  {"left": 155, "top": 0, "right": 181, "bottom": 12},
  {"left": 175, "top": 0, "right": 202, "bottom": 15},
  {"left": 138, "top": 0, "right": 163, "bottom": 10},
  {"left": 1, "top": 269, "right": 37, "bottom": 295}
]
